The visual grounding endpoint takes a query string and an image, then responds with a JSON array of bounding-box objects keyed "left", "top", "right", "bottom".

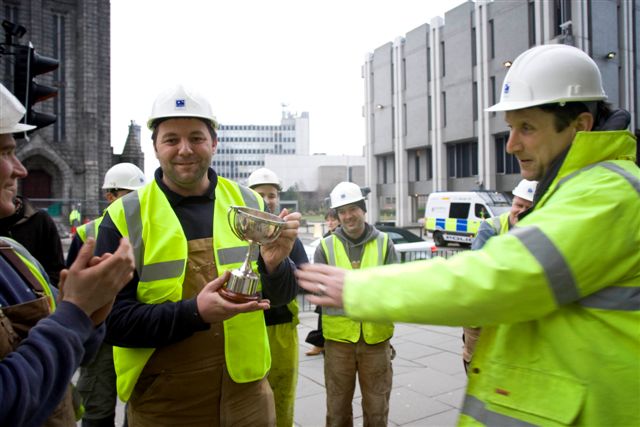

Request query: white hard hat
[
  {"left": 147, "top": 84, "right": 219, "bottom": 130},
  {"left": 0, "top": 83, "right": 36, "bottom": 134},
  {"left": 512, "top": 179, "right": 537, "bottom": 202},
  {"left": 248, "top": 168, "right": 282, "bottom": 191},
  {"left": 102, "top": 163, "right": 146, "bottom": 191},
  {"left": 487, "top": 44, "right": 607, "bottom": 112},
  {"left": 330, "top": 181, "right": 365, "bottom": 209}
]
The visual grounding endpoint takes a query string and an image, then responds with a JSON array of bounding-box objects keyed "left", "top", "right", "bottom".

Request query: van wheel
[{"left": 433, "top": 231, "right": 446, "bottom": 247}]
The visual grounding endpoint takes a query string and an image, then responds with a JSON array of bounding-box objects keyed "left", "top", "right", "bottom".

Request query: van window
[
  {"left": 475, "top": 204, "right": 490, "bottom": 219},
  {"left": 449, "top": 203, "right": 470, "bottom": 219}
]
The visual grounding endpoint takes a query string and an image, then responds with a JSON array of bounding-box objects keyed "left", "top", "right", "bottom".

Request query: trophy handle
[{"left": 227, "top": 206, "right": 245, "bottom": 241}]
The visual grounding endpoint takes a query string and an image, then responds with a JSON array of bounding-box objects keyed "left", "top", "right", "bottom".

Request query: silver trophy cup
[{"left": 220, "top": 206, "right": 286, "bottom": 303}]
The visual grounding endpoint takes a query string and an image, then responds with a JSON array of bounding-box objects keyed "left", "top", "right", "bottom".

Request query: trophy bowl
[{"left": 219, "top": 206, "right": 286, "bottom": 303}]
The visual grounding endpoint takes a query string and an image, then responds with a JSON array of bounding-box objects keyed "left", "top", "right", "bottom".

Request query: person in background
[
  {"left": 0, "top": 194, "right": 65, "bottom": 285},
  {"left": 304, "top": 208, "right": 339, "bottom": 356},
  {"left": 69, "top": 204, "right": 81, "bottom": 234},
  {"left": 0, "top": 83, "right": 135, "bottom": 427},
  {"left": 96, "top": 85, "right": 300, "bottom": 426},
  {"left": 296, "top": 44, "right": 639, "bottom": 426},
  {"left": 67, "top": 162, "right": 146, "bottom": 427},
  {"left": 316, "top": 182, "right": 396, "bottom": 427},
  {"left": 463, "top": 179, "right": 537, "bottom": 371},
  {"left": 248, "top": 167, "right": 308, "bottom": 427}
]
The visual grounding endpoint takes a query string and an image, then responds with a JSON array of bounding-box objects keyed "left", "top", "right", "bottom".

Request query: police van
[{"left": 424, "top": 191, "right": 511, "bottom": 246}]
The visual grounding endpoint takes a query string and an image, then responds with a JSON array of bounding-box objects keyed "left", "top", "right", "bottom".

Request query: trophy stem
[
  {"left": 240, "top": 242, "right": 257, "bottom": 275},
  {"left": 219, "top": 242, "right": 260, "bottom": 303}
]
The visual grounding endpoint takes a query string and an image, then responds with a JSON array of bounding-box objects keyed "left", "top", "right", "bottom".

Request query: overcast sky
[{"left": 110, "top": 0, "right": 467, "bottom": 176}]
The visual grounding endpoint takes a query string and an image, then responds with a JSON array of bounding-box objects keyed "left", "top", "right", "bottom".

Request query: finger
[
  {"left": 278, "top": 208, "right": 290, "bottom": 219},
  {"left": 203, "top": 271, "right": 231, "bottom": 292},
  {"left": 305, "top": 294, "right": 339, "bottom": 308},
  {"left": 69, "top": 238, "right": 96, "bottom": 271},
  {"left": 88, "top": 255, "right": 104, "bottom": 267}
]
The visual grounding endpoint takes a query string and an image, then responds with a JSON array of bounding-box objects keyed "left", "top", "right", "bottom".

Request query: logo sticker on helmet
[
  {"left": 175, "top": 99, "right": 185, "bottom": 108},
  {"left": 503, "top": 83, "right": 510, "bottom": 94}
]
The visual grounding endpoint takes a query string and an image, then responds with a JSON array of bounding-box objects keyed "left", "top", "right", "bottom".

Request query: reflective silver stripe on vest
[
  {"left": 121, "top": 191, "right": 185, "bottom": 282},
  {"left": 238, "top": 185, "right": 261, "bottom": 209},
  {"left": 376, "top": 233, "right": 386, "bottom": 264},
  {"left": 218, "top": 245, "right": 258, "bottom": 265},
  {"left": 510, "top": 226, "right": 580, "bottom": 305},
  {"left": 556, "top": 161, "right": 640, "bottom": 196},
  {"left": 580, "top": 286, "right": 640, "bottom": 311},
  {"left": 462, "top": 395, "right": 537, "bottom": 427},
  {"left": 85, "top": 220, "right": 96, "bottom": 240},
  {"left": 324, "top": 235, "right": 336, "bottom": 266},
  {"left": 322, "top": 235, "right": 345, "bottom": 316},
  {"left": 0, "top": 237, "right": 49, "bottom": 283}
]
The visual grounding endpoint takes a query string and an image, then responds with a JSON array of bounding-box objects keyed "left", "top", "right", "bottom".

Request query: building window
[
  {"left": 415, "top": 153, "right": 420, "bottom": 181},
  {"left": 490, "top": 76, "right": 496, "bottom": 116},
  {"left": 402, "top": 58, "right": 406, "bottom": 91},
  {"left": 4, "top": 5, "right": 18, "bottom": 78},
  {"left": 495, "top": 133, "right": 520, "bottom": 174},
  {"left": 427, "top": 47, "right": 431, "bottom": 82},
  {"left": 426, "top": 147, "right": 433, "bottom": 180},
  {"left": 528, "top": 0, "right": 536, "bottom": 47},
  {"left": 391, "top": 106, "right": 395, "bottom": 139},
  {"left": 446, "top": 141, "right": 478, "bottom": 178},
  {"left": 472, "top": 82, "right": 478, "bottom": 121},
  {"left": 554, "top": 0, "right": 572, "bottom": 36},
  {"left": 441, "top": 92, "right": 446, "bottom": 127},
  {"left": 53, "top": 14, "right": 66, "bottom": 142},
  {"left": 428, "top": 95, "right": 432, "bottom": 130},
  {"left": 391, "top": 49, "right": 395, "bottom": 94},
  {"left": 382, "top": 157, "right": 388, "bottom": 184},
  {"left": 402, "top": 103, "right": 407, "bottom": 136},
  {"left": 471, "top": 27, "right": 477, "bottom": 66},
  {"left": 489, "top": 19, "right": 495, "bottom": 59},
  {"left": 440, "top": 41, "right": 445, "bottom": 76}
]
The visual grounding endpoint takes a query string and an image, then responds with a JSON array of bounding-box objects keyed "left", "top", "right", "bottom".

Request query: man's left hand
[{"left": 260, "top": 209, "right": 301, "bottom": 273}]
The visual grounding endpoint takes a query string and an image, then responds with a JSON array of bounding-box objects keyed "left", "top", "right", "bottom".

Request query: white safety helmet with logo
[
  {"left": 0, "top": 83, "right": 36, "bottom": 134},
  {"left": 512, "top": 179, "right": 537, "bottom": 203},
  {"left": 102, "top": 163, "right": 146, "bottom": 191},
  {"left": 247, "top": 168, "right": 282, "bottom": 191},
  {"left": 147, "top": 84, "right": 219, "bottom": 130},
  {"left": 330, "top": 181, "right": 365, "bottom": 209},
  {"left": 487, "top": 44, "right": 607, "bottom": 112}
]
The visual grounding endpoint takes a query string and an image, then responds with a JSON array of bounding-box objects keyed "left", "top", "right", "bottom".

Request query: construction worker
[
  {"left": 297, "top": 44, "right": 639, "bottom": 426},
  {"left": 95, "top": 85, "right": 300, "bottom": 426},
  {"left": 247, "top": 167, "right": 308, "bottom": 427},
  {"left": 69, "top": 204, "right": 81, "bottom": 233},
  {"left": 66, "top": 162, "right": 146, "bottom": 427},
  {"left": 315, "top": 181, "right": 396, "bottom": 427},
  {"left": 463, "top": 179, "right": 537, "bottom": 371},
  {"left": 0, "top": 84, "right": 135, "bottom": 426}
]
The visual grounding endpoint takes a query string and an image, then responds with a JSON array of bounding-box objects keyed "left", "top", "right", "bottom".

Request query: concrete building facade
[
  {"left": 363, "top": 0, "right": 639, "bottom": 227},
  {"left": 213, "top": 111, "right": 310, "bottom": 185},
  {"left": 0, "top": 0, "right": 143, "bottom": 219}
]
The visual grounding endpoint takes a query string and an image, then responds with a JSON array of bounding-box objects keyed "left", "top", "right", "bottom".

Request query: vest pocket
[{"left": 485, "top": 363, "right": 586, "bottom": 425}]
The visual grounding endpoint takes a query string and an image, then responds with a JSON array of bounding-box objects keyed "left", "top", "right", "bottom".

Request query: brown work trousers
[
  {"left": 126, "top": 238, "right": 275, "bottom": 427},
  {"left": 324, "top": 337, "right": 392, "bottom": 427}
]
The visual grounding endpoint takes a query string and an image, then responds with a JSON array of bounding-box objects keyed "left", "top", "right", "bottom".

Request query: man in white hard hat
[
  {"left": 0, "top": 84, "right": 135, "bottom": 426},
  {"left": 95, "top": 85, "right": 301, "bottom": 425},
  {"left": 297, "top": 44, "right": 639, "bottom": 426},
  {"left": 463, "top": 179, "right": 537, "bottom": 371},
  {"left": 247, "top": 167, "right": 308, "bottom": 427},
  {"left": 66, "top": 162, "right": 146, "bottom": 427},
  {"left": 314, "top": 181, "right": 396, "bottom": 427}
]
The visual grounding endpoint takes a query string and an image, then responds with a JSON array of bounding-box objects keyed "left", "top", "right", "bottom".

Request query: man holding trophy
[{"left": 95, "top": 85, "right": 301, "bottom": 426}]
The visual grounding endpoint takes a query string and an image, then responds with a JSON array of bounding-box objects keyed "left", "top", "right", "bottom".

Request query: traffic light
[{"left": 13, "top": 42, "right": 59, "bottom": 130}]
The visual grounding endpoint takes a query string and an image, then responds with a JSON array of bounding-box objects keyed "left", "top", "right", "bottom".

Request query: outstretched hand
[
  {"left": 59, "top": 238, "right": 135, "bottom": 325},
  {"left": 260, "top": 208, "right": 301, "bottom": 273},
  {"left": 196, "top": 271, "right": 271, "bottom": 323},
  {"left": 295, "top": 263, "right": 346, "bottom": 308}
]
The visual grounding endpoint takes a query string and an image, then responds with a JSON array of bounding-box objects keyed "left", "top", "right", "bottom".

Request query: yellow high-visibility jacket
[{"left": 342, "top": 130, "right": 640, "bottom": 426}]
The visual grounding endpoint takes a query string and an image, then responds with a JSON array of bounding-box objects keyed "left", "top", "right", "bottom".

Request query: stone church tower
[{"left": 0, "top": 0, "right": 143, "bottom": 219}]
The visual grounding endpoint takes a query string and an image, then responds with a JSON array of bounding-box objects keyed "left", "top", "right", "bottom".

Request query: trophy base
[{"left": 218, "top": 287, "right": 260, "bottom": 304}]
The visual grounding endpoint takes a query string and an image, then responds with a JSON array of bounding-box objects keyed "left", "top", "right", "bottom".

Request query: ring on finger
[{"left": 317, "top": 284, "right": 327, "bottom": 296}]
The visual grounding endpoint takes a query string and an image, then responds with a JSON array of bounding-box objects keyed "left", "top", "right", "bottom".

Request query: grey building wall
[
  {"left": 364, "top": 0, "right": 639, "bottom": 227},
  {"left": 0, "top": 0, "right": 143, "bottom": 219}
]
